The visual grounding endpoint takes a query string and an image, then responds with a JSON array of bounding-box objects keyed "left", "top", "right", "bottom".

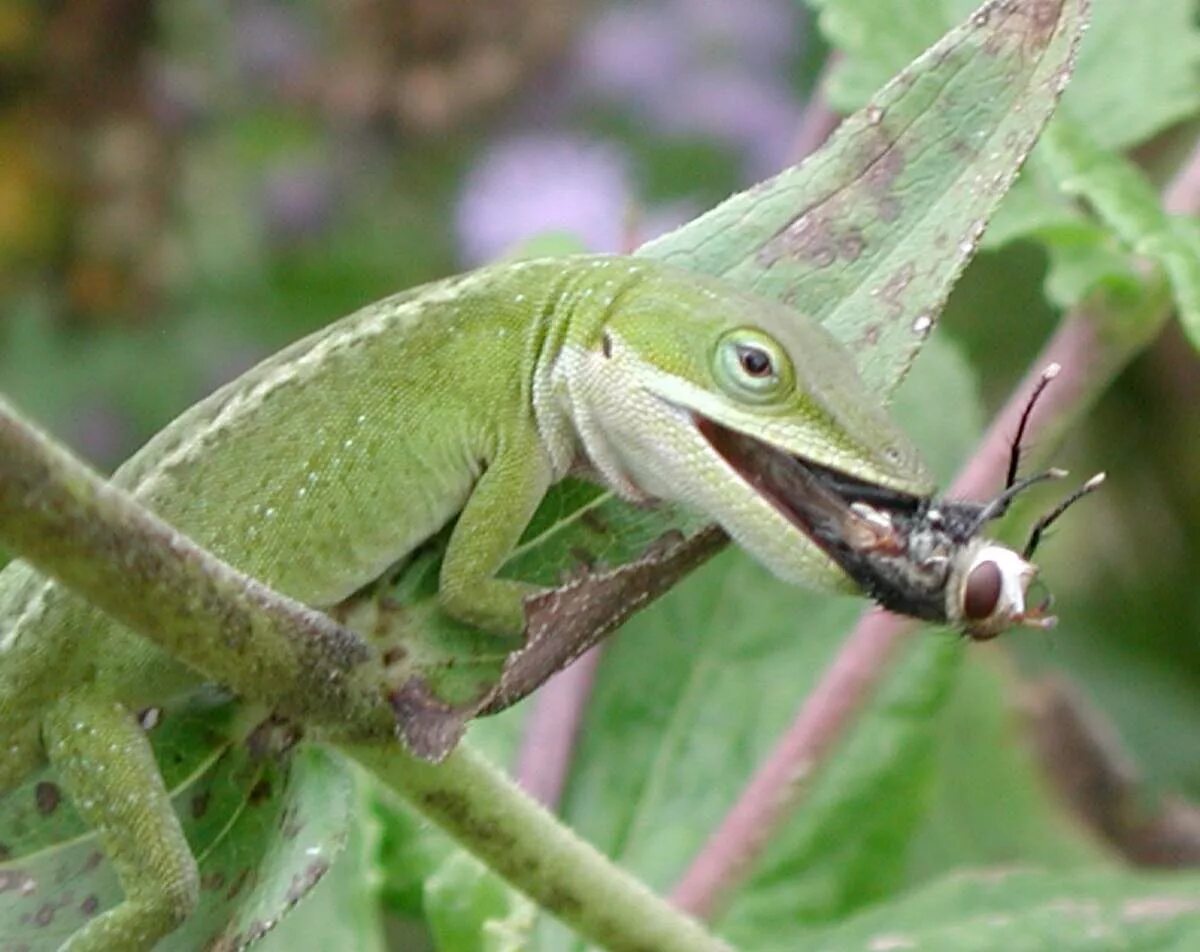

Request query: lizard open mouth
[{"left": 693, "top": 414, "right": 922, "bottom": 538}]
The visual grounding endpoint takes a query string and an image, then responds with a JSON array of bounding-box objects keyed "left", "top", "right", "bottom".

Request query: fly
[{"left": 798, "top": 363, "right": 1103, "bottom": 639}]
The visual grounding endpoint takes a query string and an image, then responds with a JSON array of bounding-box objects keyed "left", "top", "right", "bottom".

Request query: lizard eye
[{"left": 713, "top": 329, "right": 794, "bottom": 404}]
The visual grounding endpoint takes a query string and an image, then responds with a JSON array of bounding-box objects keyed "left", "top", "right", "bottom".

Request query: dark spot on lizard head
[{"left": 34, "top": 782, "right": 60, "bottom": 816}]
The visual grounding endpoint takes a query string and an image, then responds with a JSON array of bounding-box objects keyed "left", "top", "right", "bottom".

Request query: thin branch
[
  {"left": 0, "top": 396, "right": 394, "bottom": 738},
  {"left": 670, "top": 269, "right": 1183, "bottom": 922},
  {"left": 1023, "top": 676, "right": 1200, "bottom": 867}
]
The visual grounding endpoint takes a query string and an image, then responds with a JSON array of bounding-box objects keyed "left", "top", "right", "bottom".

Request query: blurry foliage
[{"left": 1, "top": 0, "right": 1199, "bottom": 949}]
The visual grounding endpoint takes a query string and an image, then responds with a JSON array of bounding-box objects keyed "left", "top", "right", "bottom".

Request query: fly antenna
[
  {"left": 1024, "top": 472, "right": 1106, "bottom": 558},
  {"left": 1006, "top": 362, "right": 1060, "bottom": 490},
  {"left": 970, "top": 468, "right": 1068, "bottom": 534}
]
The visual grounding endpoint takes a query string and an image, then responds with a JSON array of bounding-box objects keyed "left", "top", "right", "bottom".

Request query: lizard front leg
[
  {"left": 42, "top": 689, "right": 199, "bottom": 951},
  {"left": 438, "top": 425, "right": 553, "bottom": 637}
]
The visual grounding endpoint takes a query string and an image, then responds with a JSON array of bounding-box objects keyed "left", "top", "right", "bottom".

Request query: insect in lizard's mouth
[{"left": 692, "top": 413, "right": 920, "bottom": 542}]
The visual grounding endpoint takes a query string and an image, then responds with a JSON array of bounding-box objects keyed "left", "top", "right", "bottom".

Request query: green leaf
[
  {"left": 815, "top": 0, "right": 1200, "bottom": 153},
  {"left": 1040, "top": 117, "right": 1200, "bottom": 344},
  {"left": 0, "top": 693, "right": 353, "bottom": 950},
  {"left": 425, "top": 852, "right": 537, "bottom": 952},
  {"left": 780, "top": 867, "right": 1200, "bottom": 951},
  {"left": 904, "top": 654, "right": 1110, "bottom": 882},
  {"left": 717, "top": 638, "right": 962, "bottom": 945},
  {"left": 255, "top": 764, "right": 386, "bottom": 952},
  {"left": 642, "top": 0, "right": 1088, "bottom": 396}
]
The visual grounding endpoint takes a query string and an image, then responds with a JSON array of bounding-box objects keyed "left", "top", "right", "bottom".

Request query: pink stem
[
  {"left": 515, "top": 645, "right": 605, "bottom": 807},
  {"left": 670, "top": 131, "right": 1200, "bottom": 916},
  {"left": 670, "top": 313, "right": 1109, "bottom": 919}
]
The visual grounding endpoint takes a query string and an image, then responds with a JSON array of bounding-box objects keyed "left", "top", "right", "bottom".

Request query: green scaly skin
[{"left": 0, "top": 254, "right": 929, "bottom": 949}]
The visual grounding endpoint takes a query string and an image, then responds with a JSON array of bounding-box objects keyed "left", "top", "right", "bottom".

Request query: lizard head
[{"left": 558, "top": 263, "right": 934, "bottom": 593}]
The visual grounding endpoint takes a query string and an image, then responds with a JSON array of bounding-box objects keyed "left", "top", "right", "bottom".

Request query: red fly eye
[
  {"left": 962, "top": 559, "right": 1003, "bottom": 621},
  {"left": 737, "top": 345, "right": 773, "bottom": 378}
]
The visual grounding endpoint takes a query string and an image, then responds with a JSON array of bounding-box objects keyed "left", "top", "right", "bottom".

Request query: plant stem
[
  {"left": 0, "top": 396, "right": 395, "bottom": 739},
  {"left": 344, "top": 739, "right": 732, "bottom": 952},
  {"left": 515, "top": 644, "right": 605, "bottom": 806}
]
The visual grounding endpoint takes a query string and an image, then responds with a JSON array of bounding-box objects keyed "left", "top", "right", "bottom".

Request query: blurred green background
[{"left": 1, "top": 0, "right": 1198, "bottom": 944}]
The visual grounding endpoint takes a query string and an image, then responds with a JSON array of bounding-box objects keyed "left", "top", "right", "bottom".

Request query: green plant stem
[
  {"left": 0, "top": 395, "right": 395, "bottom": 737},
  {"left": 344, "top": 740, "right": 732, "bottom": 952}
]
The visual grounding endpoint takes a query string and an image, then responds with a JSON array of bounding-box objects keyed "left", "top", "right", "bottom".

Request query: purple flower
[{"left": 455, "top": 134, "right": 634, "bottom": 265}]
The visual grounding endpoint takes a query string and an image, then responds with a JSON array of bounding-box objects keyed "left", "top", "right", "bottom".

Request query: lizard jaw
[{"left": 692, "top": 413, "right": 921, "bottom": 539}]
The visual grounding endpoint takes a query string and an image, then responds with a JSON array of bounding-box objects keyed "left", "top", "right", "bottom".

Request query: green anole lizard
[{"left": 0, "top": 254, "right": 930, "bottom": 950}]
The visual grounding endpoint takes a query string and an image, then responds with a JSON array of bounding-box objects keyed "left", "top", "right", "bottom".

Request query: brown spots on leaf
[
  {"left": 863, "top": 142, "right": 905, "bottom": 203},
  {"left": 1022, "top": 0, "right": 1065, "bottom": 49},
  {"left": 245, "top": 716, "right": 302, "bottom": 761},
  {"left": 389, "top": 678, "right": 468, "bottom": 762},
  {"left": 760, "top": 205, "right": 872, "bottom": 270},
  {"left": 0, "top": 842, "right": 9, "bottom": 861},
  {"left": 861, "top": 324, "right": 882, "bottom": 347},
  {"left": 82, "top": 850, "right": 104, "bottom": 873},
  {"left": 569, "top": 547, "right": 596, "bottom": 572},
  {"left": 248, "top": 778, "right": 272, "bottom": 806},
  {"left": 875, "top": 262, "right": 917, "bottom": 317},
  {"left": 33, "top": 902, "right": 55, "bottom": 926},
  {"left": 840, "top": 228, "right": 867, "bottom": 262},
  {"left": 381, "top": 645, "right": 407, "bottom": 667},
  {"left": 980, "top": 0, "right": 1065, "bottom": 58},
  {"left": 482, "top": 525, "right": 729, "bottom": 716},
  {"left": 284, "top": 859, "right": 330, "bottom": 906},
  {"left": 278, "top": 805, "right": 304, "bottom": 840},
  {"left": 0, "top": 869, "right": 32, "bottom": 894},
  {"left": 225, "top": 867, "right": 251, "bottom": 901},
  {"left": 80, "top": 894, "right": 100, "bottom": 917},
  {"left": 579, "top": 508, "right": 612, "bottom": 536},
  {"left": 34, "top": 781, "right": 60, "bottom": 816},
  {"left": 191, "top": 790, "right": 210, "bottom": 820}
]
